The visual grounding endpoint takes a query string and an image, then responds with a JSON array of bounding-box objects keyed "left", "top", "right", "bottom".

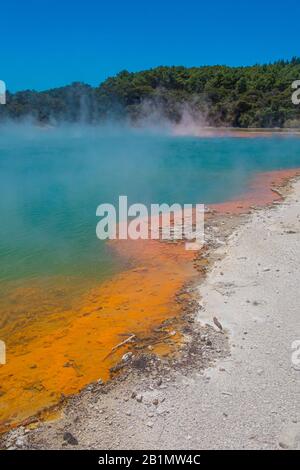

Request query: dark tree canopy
[{"left": 1, "top": 59, "right": 300, "bottom": 128}]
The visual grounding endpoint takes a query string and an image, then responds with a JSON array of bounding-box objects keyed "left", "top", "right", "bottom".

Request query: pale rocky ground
[{"left": 4, "top": 178, "right": 300, "bottom": 450}]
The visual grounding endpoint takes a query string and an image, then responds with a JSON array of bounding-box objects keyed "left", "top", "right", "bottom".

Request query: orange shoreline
[
  {"left": 211, "top": 168, "right": 300, "bottom": 214},
  {"left": 0, "top": 167, "right": 299, "bottom": 433}
]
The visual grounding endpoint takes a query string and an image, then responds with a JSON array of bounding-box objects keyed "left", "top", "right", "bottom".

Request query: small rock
[
  {"left": 63, "top": 432, "right": 78, "bottom": 446},
  {"left": 15, "top": 437, "right": 26, "bottom": 449},
  {"left": 279, "top": 441, "right": 289, "bottom": 449},
  {"left": 213, "top": 316, "right": 223, "bottom": 331},
  {"left": 122, "top": 352, "right": 134, "bottom": 363},
  {"left": 136, "top": 394, "right": 143, "bottom": 403}
]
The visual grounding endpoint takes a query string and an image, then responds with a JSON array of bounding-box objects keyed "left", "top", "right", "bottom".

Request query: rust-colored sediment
[
  {"left": 0, "top": 167, "right": 299, "bottom": 432},
  {"left": 0, "top": 238, "right": 195, "bottom": 432},
  {"left": 211, "top": 169, "right": 300, "bottom": 214}
]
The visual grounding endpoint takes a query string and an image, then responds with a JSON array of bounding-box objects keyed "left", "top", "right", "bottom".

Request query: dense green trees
[{"left": 1, "top": 59, "right": 300, "bottom": 127}]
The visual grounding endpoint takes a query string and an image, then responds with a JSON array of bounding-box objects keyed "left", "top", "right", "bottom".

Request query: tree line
[{"left": 1, "top": 58, "right": 300, "bottom": 128}]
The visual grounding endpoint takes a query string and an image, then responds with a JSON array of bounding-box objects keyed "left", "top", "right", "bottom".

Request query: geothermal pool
[
  {"left": 1, "top": 123, "right": 300, "bottom": 429},
  {"left": 1, "top": 124, "right": 300, "bottom": 283}
]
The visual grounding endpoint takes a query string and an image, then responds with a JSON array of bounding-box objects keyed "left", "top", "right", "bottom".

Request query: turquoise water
[{"left": 1, "top": 124, "right": 300, "bottom": 283}]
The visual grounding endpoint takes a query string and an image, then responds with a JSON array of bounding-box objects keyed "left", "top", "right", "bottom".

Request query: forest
[{"left": 1, "top": 58, "right": 300, "bottom": 128}]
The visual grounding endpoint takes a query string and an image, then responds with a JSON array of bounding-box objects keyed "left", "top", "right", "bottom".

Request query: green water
[{"left": 1, "top": 124, "right": 300, "bottom": 284}]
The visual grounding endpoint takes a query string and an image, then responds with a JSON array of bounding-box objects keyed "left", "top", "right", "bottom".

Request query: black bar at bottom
[{"left": 0, "top": 449, "right": 299, "bottom": 467}]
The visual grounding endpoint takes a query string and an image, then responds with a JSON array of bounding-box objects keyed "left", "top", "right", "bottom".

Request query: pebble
[
  {"left": 63, "top": 432, "right": 78, "bottom": 446},
  {"left": 15, "top": 437, "right": 26, "bottom": 448},
  {"left": 122, "top": 352, "right": 134, "bottom": 363},
  {"left": 279, "top": 441, "right": 289, "bottom": 449}
]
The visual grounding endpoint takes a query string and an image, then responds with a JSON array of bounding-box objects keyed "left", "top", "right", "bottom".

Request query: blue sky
[{"left": 1, "top": 0, "right": 299, "bottom": 91}]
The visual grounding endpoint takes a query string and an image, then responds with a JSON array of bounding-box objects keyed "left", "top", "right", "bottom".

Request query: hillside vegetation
[{"left": 1, "top": 58, "right": 300, "bottom": 127}]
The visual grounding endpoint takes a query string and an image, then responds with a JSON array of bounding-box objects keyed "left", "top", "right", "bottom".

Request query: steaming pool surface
[
  {"left": 1, "top": 124, "right": 300, "bottom": 284},
  {"left": 1, "top": 124, "right": 300, "bottom": 429}
]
